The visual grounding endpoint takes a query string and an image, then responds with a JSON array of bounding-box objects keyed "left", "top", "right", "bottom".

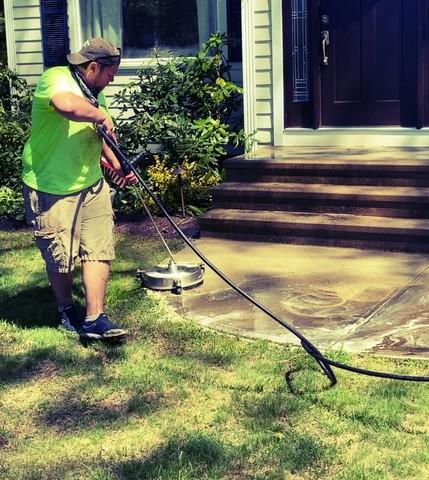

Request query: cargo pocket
[{"left": 33, "top": 227, "right": 69, "bottom": 272}]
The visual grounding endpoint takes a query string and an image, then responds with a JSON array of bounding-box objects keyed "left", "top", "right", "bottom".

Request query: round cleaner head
[{"left": 136, "top": 260, "right": 205, "bottom": 294}]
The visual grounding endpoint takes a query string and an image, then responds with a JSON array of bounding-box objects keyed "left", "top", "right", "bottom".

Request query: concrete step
[
  {"left": 213, "top": 182, "right": 429, "bottom": 218},
  {"left": 225, "top": 156, "right": 429, "bottom": 186},
  {"left": 198, "top": 209, "right": 429, "bottom": 252}
]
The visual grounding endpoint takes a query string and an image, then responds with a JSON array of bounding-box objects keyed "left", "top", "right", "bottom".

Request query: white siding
[
  {"left": 256, "top": 0, "right": 270, "bottom": 10},
  {"left": 104, "top": 74, "right": 138, "bottom": 115},
  {"left": 11, "top": 0, "right": 43, "bottom": 84},
  {"left": 253, "top": 0, "right": 273, "bottom": 145},
  {"left": 255, "top": 100, "right": 272, "bottom": 114},
  {"left": 13, "top": 0, "right": 39, "bottom": 6}
]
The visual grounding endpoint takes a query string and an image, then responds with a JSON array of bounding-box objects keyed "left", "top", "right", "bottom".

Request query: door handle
[
  {"left": 320, "top": 13, "right": 330, "bottom": 66},
  {"left": 321, "top": 30, "right": 330, "bottom": 66}
]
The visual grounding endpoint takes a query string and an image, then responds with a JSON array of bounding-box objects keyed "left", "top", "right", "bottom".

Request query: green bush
[
  {"left": 0, "top": 186, "right": 24, "bottom": 220},
  {"left": 0, "top": 63, "right": 32, "bottom": 219},
  {"left": 118, "top": 155, "right": 222, "bottom": 215},
  {"left": 113, "top": 33, "right": 254, "bottom": 215}
]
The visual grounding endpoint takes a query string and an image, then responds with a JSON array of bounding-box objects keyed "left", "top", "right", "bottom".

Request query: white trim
[
  {"left": 282, "top": 128, "right": 429, "bottom": 147},
  {"left": 271, "top": 0, "right": 284, "bottom": 146},
  {"left": 67, "top": 0, "right": 83, "bottom": 53},
  {"left": 242, "top": 0, "right": 257, "bottom": 150},
  {"left": 4, "top": 0, "right": 17, "bottom": 70},
  {"left": 216, "top": 0, "right": 228, "bottom": 38}
]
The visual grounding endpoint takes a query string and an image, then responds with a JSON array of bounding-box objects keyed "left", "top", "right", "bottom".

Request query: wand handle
[{"left": 96, "top": 125, "right": 132, "bottom": 175}]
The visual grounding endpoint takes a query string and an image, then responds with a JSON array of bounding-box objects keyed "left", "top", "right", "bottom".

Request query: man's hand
[
  {"left": 124, "top": 171, "right": 139, "bottom": 185},
  {"left": 51, "top": 92, "right": 113, "bottom": 134},
  {"left": 101, "top": 143, "right": 138, "bottom": 185},
  {"left": 96, "top": 116, "right": 115, "bottom": 136}
]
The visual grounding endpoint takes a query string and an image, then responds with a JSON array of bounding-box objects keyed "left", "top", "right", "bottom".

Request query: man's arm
[
  {"left": 102, "top": 142, "right": 139, "bottom": 185},
  {"left": 102, "top": 141, "right": 122, "bottom": 173},
  {"left": 51, "top": 92, "right": 114, "bottom": 134}
]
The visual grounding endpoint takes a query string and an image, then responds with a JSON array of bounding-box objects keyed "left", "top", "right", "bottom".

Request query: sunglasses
[{"left": 94, "top": 48, "right": 121, "bottom": 65}]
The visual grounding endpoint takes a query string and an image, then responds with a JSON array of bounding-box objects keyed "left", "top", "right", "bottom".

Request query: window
[
  {"left": 78, "top": 0, "right": 232, "bottom": 60},
  {"left": 226, "top": 0, "right": 241, "bottom": 62}
]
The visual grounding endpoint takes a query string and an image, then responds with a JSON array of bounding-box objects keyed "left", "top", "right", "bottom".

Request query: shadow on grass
[
  {"left": 235, "top": 389, "right": 304, "bottom": 425},
  {"left": 115, "top": 431, "right": 226, "bottom": 480},
  {"left": 113, "top": 428, "right": 328, "bottom": 479},
  {"left": 0, "top": 286, "right": 60, "bottom": 328},
  {"left": 40, "top": 388, "right": 166, "bottom": 433},
  {"left": 260, "top": 430, "right": 328, "bottom": 475},
  {"left": 0, "top": 275, "right": 90, "bottom": 330},
  {"left": 0, "top": 340, "right": 167, "bottom": 433},
  {"left": 0, "top": 344, "right": 98, "bottom": 384}
]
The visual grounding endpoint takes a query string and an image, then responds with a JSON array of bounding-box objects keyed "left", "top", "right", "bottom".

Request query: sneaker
[
  {"left": 79, "top": 313, "right": 128, "bottom": 339},
  {"left": 58, "top": 305, "right": 83, "bottom": 332}
]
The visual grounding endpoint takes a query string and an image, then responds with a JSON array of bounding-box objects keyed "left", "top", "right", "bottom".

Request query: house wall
[
  {"left": 5, "top": 0, "right": 243, "bottom": 123},
  {"left": 5, "top": 0, "right": 44, "bottom": 84},
  {"left": 253, "top": 0, "right": 273, "bottom": 145},
  {"left": 241, "top": 0, "right": 277, "bottom": 147}
]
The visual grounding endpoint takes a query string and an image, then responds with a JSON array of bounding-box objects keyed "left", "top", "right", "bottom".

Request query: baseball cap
[{"left": 67, "top": 38, "right": 121, "bottom": 66}]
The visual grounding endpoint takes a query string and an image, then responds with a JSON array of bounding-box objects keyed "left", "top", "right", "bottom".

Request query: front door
[
  {"left": 320, "top": 0, "right": 416, "bottom": 126},
  {"left": 284, "top": 0, "right": 424, "bottom": 128}
]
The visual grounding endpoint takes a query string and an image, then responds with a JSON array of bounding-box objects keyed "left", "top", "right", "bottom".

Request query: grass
[{"left": 1, "top": 228, "right": 429, "bottom": 479}]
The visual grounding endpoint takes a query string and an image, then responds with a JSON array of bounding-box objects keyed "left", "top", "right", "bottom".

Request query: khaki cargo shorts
[{"left": 23, "top": 179, "right": 115, "bottom": 273}]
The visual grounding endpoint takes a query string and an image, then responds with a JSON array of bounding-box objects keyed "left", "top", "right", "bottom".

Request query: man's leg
[
  {"left": 46, "top": 269, "right": 84, "bottom": 331},
  {"left": 80, "top": 258, "right": 127, "bottom": 339},
  {"left": 23, "top": 185, "right": 84, "bottom": 330},
  {"left": 81, "top": 260, "right": 110, "bottom": 317},
  {"left": 78, "top": 180, "right": 127, "bottom": 338},
  {"left": 46, "top": 269, "right": 74, "bottom": 307}
]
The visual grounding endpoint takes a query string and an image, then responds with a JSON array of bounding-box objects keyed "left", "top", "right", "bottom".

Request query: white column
[
  {"left": 241, "top": 0, "right": 257, "bottom": 150},
  {"left": 196, "top": 0, "right": 210, "bottom": 45},
  {"left": 272, "top": 0, "right": 284, "bottom": 146},
  {"left": 68, "top": 0, "right": 83, "bottom": 53},
  {"left": 4, "top": 0, "right": 17, "bottom": 70}
]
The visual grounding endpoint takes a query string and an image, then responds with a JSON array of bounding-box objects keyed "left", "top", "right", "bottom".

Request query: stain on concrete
[{"left": 166, "top": 238, "right": 429, "bottom": 359}]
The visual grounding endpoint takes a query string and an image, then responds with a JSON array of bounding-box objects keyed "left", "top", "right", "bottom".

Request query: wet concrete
[{"left": 162, "top": 238, "right": 429, "bottom": 359}]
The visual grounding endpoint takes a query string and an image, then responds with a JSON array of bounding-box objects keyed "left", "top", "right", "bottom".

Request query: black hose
[{"left": 99, "top": 126, "right": 429, "bottom": 386}]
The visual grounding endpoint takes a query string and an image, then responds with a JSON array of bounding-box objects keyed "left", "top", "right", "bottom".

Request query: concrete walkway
[{"left": 166, "top": 238, "right": 429, "bottom": 359}]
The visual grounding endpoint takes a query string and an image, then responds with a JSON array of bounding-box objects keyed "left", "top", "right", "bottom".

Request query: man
[{"left": 22, "top": 38, "right": 136, "bottom": 340}]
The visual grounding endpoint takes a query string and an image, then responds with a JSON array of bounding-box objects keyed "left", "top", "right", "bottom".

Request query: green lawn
[{"left": 1, "top": 228, "right": 429, "bottom": 480}]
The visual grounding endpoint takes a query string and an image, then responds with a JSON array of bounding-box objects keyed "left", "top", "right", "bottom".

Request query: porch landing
[
  {"left": 198, "top": 146, "right": 429, "bottom": 252},
  {"left": 169, "top": 237, "right": 429, "bottom": 358}
]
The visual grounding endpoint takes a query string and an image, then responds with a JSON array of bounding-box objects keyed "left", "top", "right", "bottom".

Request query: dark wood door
[
  {"left": 422, "top": 0, "right": 429, "bottom": 126},
  {"left": 283, "top": 0, "right": 427, "bottom": 128},
  {"left": 320, "top": 0, "right": 417, "bottom": 126}
]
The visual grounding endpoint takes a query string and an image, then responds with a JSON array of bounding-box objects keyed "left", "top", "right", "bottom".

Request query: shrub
[
  {"left": 113, "top": 33, "right": 254, "bottom": 215},
  {"left": 147, "top": 155, "right": 221, "bottom": 215},
  {"left": 0, "top": 63, "right": 32, "bottom": 190},
  {"left": 114, "top": 156, "right": 222, "bottom": 216},
  {"left": 0, "top": 186, "right": 24, "bottom": 220}
]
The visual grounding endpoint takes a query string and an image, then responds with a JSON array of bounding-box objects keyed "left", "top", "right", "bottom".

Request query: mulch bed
[
  {"left": 114, "top": 212, "right": 200, "bottom": 239},
  {"left": 0, "top": 218, "right": 28, "bottom": 231},
  {"left": 0, "top": 214, "right": 200, "bottom": 239}
]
